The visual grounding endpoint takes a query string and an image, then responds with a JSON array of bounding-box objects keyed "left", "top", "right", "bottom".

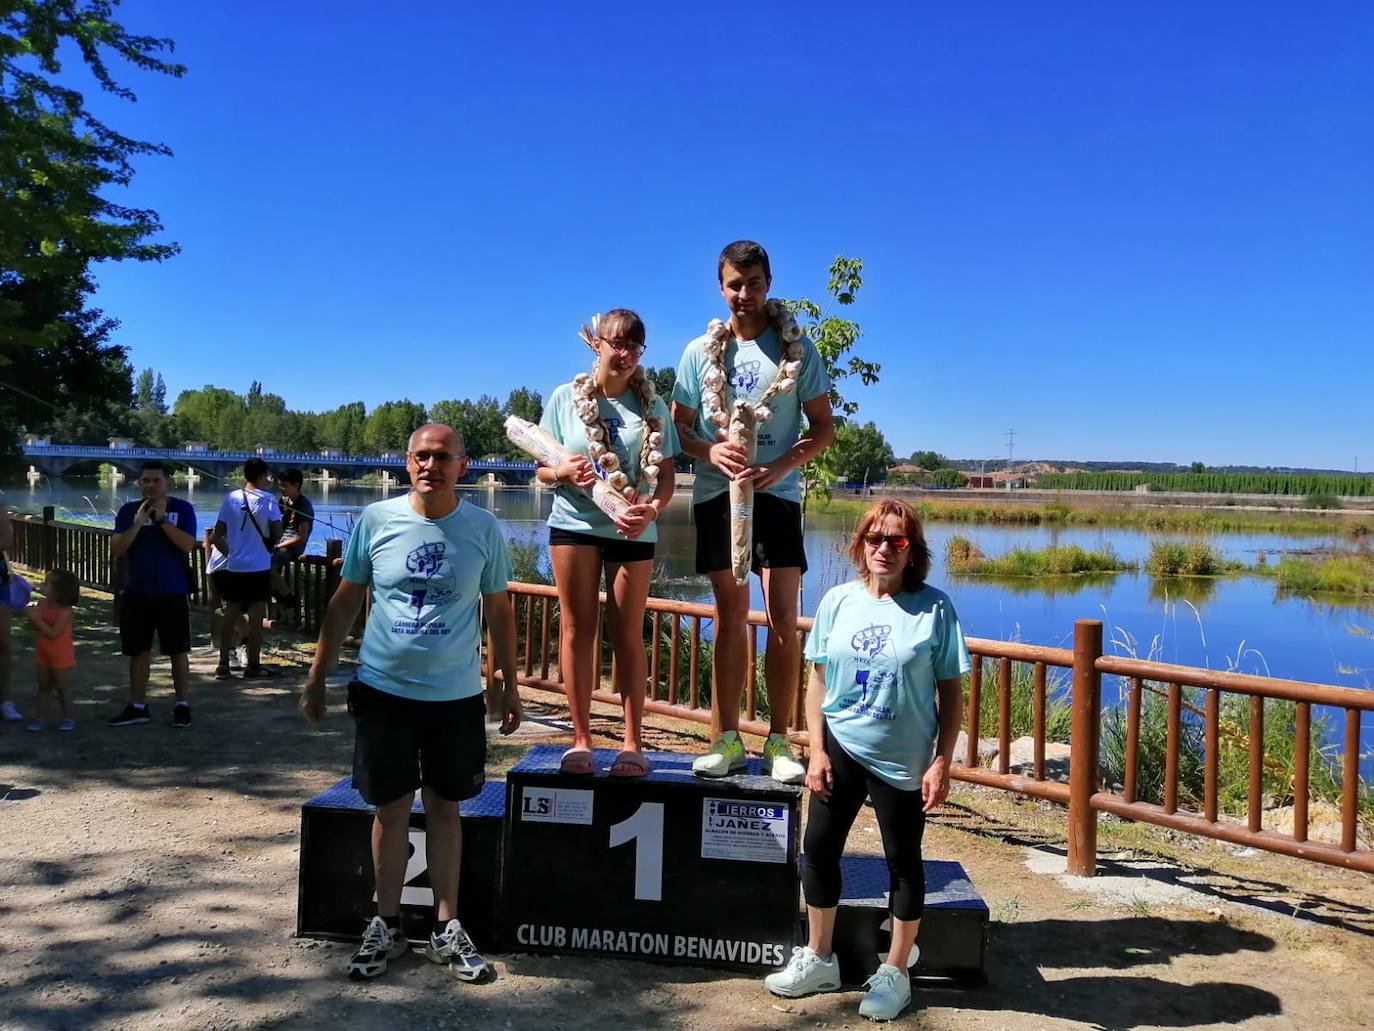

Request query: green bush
[
  {"left": 1145, "top": 540, "right": 1232, "bottom": 576},
  {"left": 1274, "top": 554, "right": 1374, "bottom": 596},
  {"left": 1303, "top": 493, "right": 1343, "bottom": 510}
]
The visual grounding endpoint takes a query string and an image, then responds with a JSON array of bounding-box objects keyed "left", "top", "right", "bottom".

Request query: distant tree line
[{"left": 1037, "top": 471, "right": 1373, "bottom": 497}]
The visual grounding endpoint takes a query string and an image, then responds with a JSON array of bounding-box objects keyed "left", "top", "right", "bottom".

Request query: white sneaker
[
  {"left": 1, "top": 700, "right": 22, "bottom": 721},
  {"left": 764, "top": 733, "right": 806, "bottom": 784},
  {"left": 692, "top": 730, "right": 746, "bottom": 778},
  {"left": 763, "top": 946, "right": 841, "bottom": 998},
  {"left": 858, "top": 963, "right": 912, "bottom": 1021},
  {"left": 347, "top": 916, "right": 407, "bottom": 981},
  {"left": 424, "top": 918, "right": 488, "bottom": 981}
]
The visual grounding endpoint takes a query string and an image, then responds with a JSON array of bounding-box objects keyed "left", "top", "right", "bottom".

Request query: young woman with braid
[{"left": 536, "top": 309, "right": 680, "bottom": 777}]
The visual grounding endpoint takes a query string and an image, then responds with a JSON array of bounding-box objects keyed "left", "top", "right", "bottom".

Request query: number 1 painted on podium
[{"left": 608, "top": 802, "right": 664, "bottom": 901}]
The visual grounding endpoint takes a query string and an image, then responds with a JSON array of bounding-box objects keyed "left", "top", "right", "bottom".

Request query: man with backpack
[{"left": 212, "top": 458, "right": 282, "bottom": 680}]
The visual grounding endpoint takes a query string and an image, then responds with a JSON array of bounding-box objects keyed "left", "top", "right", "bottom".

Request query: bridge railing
[
  {"left": 21, "top": 442, "right": 535, "bottom": 470},
  {"left": 5, "top": 514, "right": 1369, "bottom": 875}
]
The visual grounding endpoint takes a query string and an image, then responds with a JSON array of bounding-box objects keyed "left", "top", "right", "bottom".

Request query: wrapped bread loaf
[
  {"left": 504, "top": 415, "right": 632, "bottom": 521},
  {"left": 727, "top": 403, "right": 758, "bottom": 585}
]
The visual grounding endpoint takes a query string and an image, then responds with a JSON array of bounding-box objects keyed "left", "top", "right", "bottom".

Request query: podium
[
  {"left": 501, "top": 746, "right": 802, "bottom": 971},
  {"left": 830, "top": 855, "right": 988, "bottom": 985},
  {"left": 296, "top": 778, "right": 506, "bottom": 947}
]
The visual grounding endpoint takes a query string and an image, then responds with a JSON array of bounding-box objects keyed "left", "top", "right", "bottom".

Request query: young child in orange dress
[{"left": 25, "top": 569, "right": 80, "bottom": 732}]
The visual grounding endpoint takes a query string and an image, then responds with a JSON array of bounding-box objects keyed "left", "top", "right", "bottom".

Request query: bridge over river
[{"left": 20, "top": 442, "right": 538, "bottom": 485}]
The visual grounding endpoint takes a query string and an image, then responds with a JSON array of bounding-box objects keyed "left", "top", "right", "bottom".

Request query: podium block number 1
[{"left": 608, "top": 802, "right": 665, "bottom": 902}]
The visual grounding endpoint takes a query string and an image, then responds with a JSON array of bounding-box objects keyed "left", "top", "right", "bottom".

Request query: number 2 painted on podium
[{"left": 608, "top": 802, "right": 664, "bottom": 901}]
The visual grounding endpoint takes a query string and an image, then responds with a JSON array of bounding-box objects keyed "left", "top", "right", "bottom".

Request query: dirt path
[{"left": 1, "top": 600, "right": 1371, "bottom": 1030}]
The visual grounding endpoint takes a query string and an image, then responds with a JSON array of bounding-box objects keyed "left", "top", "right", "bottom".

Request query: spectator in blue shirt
[{"left": 107, "top": 461, "right": 199, "bottom": 728}]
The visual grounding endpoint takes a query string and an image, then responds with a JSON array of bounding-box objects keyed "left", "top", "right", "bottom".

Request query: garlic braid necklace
[
  {"left": 699, "top": 299, "right": 803, "bottom": 435},
  {"left": 573, "top": 314, "right": 666, "bottom": 499}
]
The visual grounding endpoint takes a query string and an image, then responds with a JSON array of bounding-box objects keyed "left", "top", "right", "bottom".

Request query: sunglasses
[
  {"left": 408, "top": 450, "right": 461, "bottom": 465},
  {"left": 862, "top": 532, "right": 910, "bottom": 551}
]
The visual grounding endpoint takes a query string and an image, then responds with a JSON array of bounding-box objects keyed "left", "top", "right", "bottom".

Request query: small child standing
[{"left": 26, "top": 569, "right": 80, "bottom": 733}]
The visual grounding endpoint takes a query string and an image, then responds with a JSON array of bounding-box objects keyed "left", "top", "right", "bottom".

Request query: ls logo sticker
[
  {"left": 730, "top": 360, "right": 761, "bottom": 393},
  {"left": 851, "top": 623, "right": 892, "bottom": 659}
]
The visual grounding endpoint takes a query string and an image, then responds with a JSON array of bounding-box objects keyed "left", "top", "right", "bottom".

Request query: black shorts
[
  {"left": 118, "top": 594, "right": 192, "bottom": 656},
  {"left": 348, "top": 681, "right": 487, "bottom": 806},
  {"left": 212, "top": 569, "right": 271, "bottom": 606},
  {"left": 548, "top": 526, "right": 654, "bottom": 564},
  {"left": 693, "top": 492, "right": 808, "bottom": 575}
]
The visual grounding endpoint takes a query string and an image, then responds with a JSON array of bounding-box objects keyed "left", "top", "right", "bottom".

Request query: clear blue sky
[{"left": 83, "top": 1, "right": 1372, "bottom": 468}]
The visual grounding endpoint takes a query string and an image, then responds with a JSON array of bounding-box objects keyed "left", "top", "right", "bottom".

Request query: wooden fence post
[
  {"left": 324, "top": 539, "right": 343, "bottom": 597},
  {"left": 41, "top": 505, "right": 56, "bottom": 571},
  {"left": 1067, "top": 618, "right": 1103, "bottom": 876}
]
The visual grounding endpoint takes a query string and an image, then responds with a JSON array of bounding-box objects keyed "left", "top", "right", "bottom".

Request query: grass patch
[
  {"left": 810, "top": 495, "right": 1371, "bottom": 538},
  {"left": 946, "top": 537, "right": 1132, "bottom": 577},
  {"left": 1145, "top": 541, "right": 1239, "bottom": 576},
  {"left": 1274, "top": 552, "right": 1374, "bottom": 596}
]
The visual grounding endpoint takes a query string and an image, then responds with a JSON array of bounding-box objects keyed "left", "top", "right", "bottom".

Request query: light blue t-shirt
[
  {"left": 538, "top": 382, "right": 680, "bottom": 543},
  {"left": 672, "top": 325, "right": 830, "bottom": 505},
  {"left": 341, "top": 494, "right": 511, "bottom": 702},
  {"left": 804, "top": 580, "right": 972, "bottom": 790}
]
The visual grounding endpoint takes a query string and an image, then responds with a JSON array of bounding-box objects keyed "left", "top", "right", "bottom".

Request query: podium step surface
[
  {"left": 502, "top": 746, "right": 802, "bottom": 971},
  {"left": 831, "top": 854, "right": 988, "bottom": 985},
  {"left": 296, "top": 778, "right": 505, "bottom": 947}
]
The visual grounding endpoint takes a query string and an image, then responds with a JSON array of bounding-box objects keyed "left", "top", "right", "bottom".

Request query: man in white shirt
[{"left": 212, "top": 458, "right": 282, "bottom": 679}]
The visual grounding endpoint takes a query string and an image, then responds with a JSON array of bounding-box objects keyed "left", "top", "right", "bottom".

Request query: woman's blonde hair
[{"left": 846, "top": 500, "right": 931, "bottom": 593}]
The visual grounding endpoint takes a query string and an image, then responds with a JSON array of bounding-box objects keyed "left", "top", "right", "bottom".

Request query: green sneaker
[
  {"left": 764, "top": 733, "right": 806, "bottom": 784},
  {"left": 692, "top": 731, "right": 746, "bottom": 778}
]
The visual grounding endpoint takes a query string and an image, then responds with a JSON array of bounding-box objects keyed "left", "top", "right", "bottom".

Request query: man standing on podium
[
  {"left": 301, "top": 423, "right": 522, "bottom": 983},
  {"left": 672, "top": 240, "right": 834, "bottom": 782}
]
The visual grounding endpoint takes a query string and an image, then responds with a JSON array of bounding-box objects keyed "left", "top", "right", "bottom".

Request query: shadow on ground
[{"left": 942, "top": 798, "right": 1374, "bottom": 936}]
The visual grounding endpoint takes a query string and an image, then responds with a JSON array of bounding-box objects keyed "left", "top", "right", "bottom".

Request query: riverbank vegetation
[
  {"left": 946, "top": 537, "right": 1130, "bottom": 577},
  {"left": 1273, "top": 552, "right": 1374, "bottom": 597},
  {"left": 809, "top": 495, "right": 1370, "bottom": 538}
]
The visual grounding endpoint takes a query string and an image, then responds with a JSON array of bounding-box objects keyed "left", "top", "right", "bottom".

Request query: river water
[{"left": 6, "top": 478, "right": 1372, "bottom": 763}]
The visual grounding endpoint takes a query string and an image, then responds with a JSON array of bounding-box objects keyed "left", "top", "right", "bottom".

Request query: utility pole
[{"left": 1005, "top": 428, "right": 1016, "bottom": 491}]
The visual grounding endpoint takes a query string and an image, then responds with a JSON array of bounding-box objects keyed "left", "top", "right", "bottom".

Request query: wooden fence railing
[
  {"left": 493, "top": 584, "right": 1373, "bottom": 878},
  {"left": 7, "top": 511, "right": 1370, "bottom": 876},
  {"left": 7, "top": 507, "right": 345, "bottom": 637}
]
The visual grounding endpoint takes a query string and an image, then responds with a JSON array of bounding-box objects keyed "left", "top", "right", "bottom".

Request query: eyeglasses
[
  {"left": 862, "top": 532, "right": 910, "bottom": 551},
  {"left": 596, "top": 336, "right": 645, "bottom": 356},
  {"left": 408, "top": 450, "right": 461, "bottom": 465}
]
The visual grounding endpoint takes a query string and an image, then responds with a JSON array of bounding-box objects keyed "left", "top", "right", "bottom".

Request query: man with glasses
[
  {"left": 672, "top": 240, "right": 834, "bottom": 783},
  {"left": 301, "top": 423, "right": 522, "bottom": 983}
]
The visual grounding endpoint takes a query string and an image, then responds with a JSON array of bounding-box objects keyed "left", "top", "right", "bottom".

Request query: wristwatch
[{"left": 152, "top": 513, "right": 165, "bottom": 526}]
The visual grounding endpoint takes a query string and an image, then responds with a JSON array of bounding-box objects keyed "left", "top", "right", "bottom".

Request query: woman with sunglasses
[
  {"left": 536, "top": 309, "right": 679, "bottom": 777},
  {"left": 763, "top": 499, "right": 969, "bottom": 1021}
]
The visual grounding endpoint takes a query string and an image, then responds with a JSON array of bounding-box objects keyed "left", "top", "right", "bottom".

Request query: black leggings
[{"left": 800, "top": 724, "right": 927, "bottom": 920}]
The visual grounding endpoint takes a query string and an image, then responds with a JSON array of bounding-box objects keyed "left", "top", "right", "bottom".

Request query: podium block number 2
[
  {"left": 373, "top": 829, "right": 433, "bottom": 907},
  {"left": 608, "top": 802, "right": 664, "bottom": 902}
]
